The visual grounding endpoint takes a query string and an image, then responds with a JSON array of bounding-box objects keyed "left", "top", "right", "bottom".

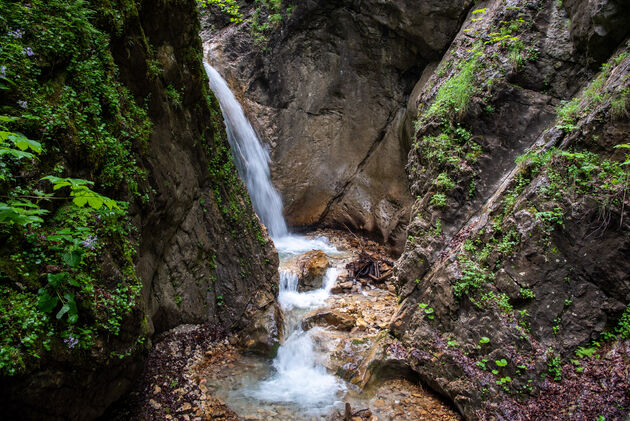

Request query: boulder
[
  {"left": 296, "top": 250, "right": 330, "bottom": 291},
  {"left": 302, "top": 309, "right": 356, "bottom": 331},
  {"left": 240, "top": 302, "right": 284, "bottom": 358}
]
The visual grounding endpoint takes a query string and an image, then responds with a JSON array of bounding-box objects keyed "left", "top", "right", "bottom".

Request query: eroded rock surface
[
  {"left": 295, "top": 249, "right": 330, "bottom": 291},
  {"left": 201, "top": 0, "right": 476, "bottom": 252},
  {"left": 391, "top": 0, "right": 630, "bottom": 419}
]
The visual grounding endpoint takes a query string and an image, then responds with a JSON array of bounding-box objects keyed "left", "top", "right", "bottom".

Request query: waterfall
[
  {"left": 204, "top": 63, "right": 288, "bottom": 239},
  {"left": 205, "top": 62, "right": 345, "bottom": 414}
]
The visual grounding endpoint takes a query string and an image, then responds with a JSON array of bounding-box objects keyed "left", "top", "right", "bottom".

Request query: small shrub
[
  {"left": 556, "top": 98, "right": 580, "bottom": 132},
  {"left": 520, "top": 288, "right": 535, "bottom": 299},
  {"left": 430, "top": 192, "right": 447, "bottom": 208}
]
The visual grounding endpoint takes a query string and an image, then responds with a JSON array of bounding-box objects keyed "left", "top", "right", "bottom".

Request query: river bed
[{"left": 195, "top": 230, "right": 461, "bottom": 421}]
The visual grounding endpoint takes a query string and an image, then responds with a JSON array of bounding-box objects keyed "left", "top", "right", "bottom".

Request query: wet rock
[
  {"left": 296, "top": 250, "right": 330, "bottom": 291},
  {"left": 564, "top": 0, "right": 630, "bottom": 65},
  {"left": 302, "top": 309, "right": 356, "bottom": 331},
  {"left": 332, "top": 281, "right": 354, "bottom": 294},
  {"left": 240, "top": 302, "right": 284, "bottom": 357}
]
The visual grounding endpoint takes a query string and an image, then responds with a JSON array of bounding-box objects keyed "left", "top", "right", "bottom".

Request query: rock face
[
  {"left": 564, "top": 0, "right": 630, "bottom": 65},
  {"left": 202, "top": 0, "right": 475, "bottom": 252},
  {"left": 302, "top": 309, "right": 356, "bottom": 331},
  {"left": 296, "top": 250, "right": 330, "bottom": 291},
  {"left": 201, "top": 1, "right": 630, "bottom": 416},
  {"left": 389, "top": 0, "right": 630, "bottom": 419},
  {"left": 0, "top": 1, "right": 278, "bottom": 420}
]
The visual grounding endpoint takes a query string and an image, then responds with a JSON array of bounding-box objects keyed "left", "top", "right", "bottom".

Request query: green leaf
[
  {"left": 496, "top": 358, "right": 508, "bottom": 367},
  {"left": 72, "top": 195, "right": 88, "bottom": 207},
  {"left": 86, "top": 195, "right": 103, "bottom": 209},
  {"left": 37, "top": 289, "right": 58, "bottom": 313},
  {"left": 9, "top": 133, "right": 42, "bottom": 153},
  {"left": 67, "top": 277, "right": 81, "bottom": 287},
  {"left": 62, "top": 250, "right": 83, "bottom": 267},
  {"left": 0, "top": 201, "right": 46, "bottom": 226},
  {"left": 479, "top": 336, "right": 490, "bottom": 344},
  {"left": 64, "top": 293, "right": 78, "bottom": 324},
  {"left": 47, "top": 272, "right": 68, "bottom": 287},
  {"left": 0, "top": 147, "right": 33, "bottom": 160},
  {"left": 56, "top": 303, "right": 70, "bottom": 320}
]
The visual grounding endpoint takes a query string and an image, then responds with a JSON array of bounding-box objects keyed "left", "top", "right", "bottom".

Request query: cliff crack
[{"left": 316, "top": 108, "right": 398, "bottom": 225}]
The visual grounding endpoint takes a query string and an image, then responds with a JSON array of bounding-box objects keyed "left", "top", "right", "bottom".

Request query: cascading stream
[
  {"left": 247, "top": 269, "right": 345, "bottom": 410},
  {"left": 205, "top": 63, "right": 346, "bottom": 414}
]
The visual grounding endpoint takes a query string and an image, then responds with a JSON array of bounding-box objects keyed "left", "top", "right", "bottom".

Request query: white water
[
  {"left": 205, "top": 62, "right": 346, "bottom": 414},
  {"left": 278, "top": 268, "right": 339, "bottom": 311},
  {"left": 248, "top": 268, "right": 346, "bottom": 411},
  {"left": 204, "top": 63, "right": 288, "bottom": 238}
]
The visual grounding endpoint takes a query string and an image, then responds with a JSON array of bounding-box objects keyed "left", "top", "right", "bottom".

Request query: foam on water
[
  {"left": 273, "top": 234, "right": 341, "bottom": 259},
  {"left": 278, "top": 268, "right": 339, "bottom": 310},
  {"left": 247, "top": 328, "right": 346, "bottom": 409},
  {"left": 246, "top": 267, "right": 346, "bottom": 412}
]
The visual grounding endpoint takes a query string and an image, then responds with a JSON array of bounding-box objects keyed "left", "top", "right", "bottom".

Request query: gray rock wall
[{"left": 202, "top": 0, "right": 475, "bottom": 252}]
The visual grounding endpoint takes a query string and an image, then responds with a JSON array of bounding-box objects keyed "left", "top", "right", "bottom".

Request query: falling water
[
  {"left": 205, "top": 62, "right": 346, "bottom": 415},
  {"left": 204, "top": 63, "right": 288, "bottom": 238}
]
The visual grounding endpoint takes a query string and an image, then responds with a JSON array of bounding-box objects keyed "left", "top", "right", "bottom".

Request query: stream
[{"left": 203, "top": 63, "right": 460, "bottom": 420}]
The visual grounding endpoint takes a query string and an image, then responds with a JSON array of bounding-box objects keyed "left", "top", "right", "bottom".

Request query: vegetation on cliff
[
  {"left": 0, "top": 0, "right": 151, "bottom": 377},
  {"left": 394, "top": 1, "right": 630, "bottom": 418}
]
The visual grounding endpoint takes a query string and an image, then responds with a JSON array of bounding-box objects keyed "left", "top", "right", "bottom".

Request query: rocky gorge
[{"left": 0, "top": 0, "right": 629, "bottom": 420}]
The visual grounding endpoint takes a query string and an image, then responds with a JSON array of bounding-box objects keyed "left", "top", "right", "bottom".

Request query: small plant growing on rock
[
  {"left": 418, "top": 303, "right": 435, "bottom": 319},
  {"left": 430, "top": 192, "right": 447, "bottom": 208},
  {"left": 520, "top": 288, "right": 535, "bottom": 299},
  {"left": 496, "top": 376, "right": 512, "bottom": 391}
]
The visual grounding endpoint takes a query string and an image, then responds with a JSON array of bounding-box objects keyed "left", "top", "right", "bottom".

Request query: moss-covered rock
[{"left": 0, "top": 1, "right": 278, "bottom": 419}]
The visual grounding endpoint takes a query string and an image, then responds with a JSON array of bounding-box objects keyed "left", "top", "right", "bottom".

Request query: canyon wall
[
  {"left": 204, "top": 0, "right": 630, "bottom": 418},
  {"left": 0, "top": 1, "right": 278, "bottom": 419},
  {"left": 202, "top": 0, "right": 477, "bottom": 252}
]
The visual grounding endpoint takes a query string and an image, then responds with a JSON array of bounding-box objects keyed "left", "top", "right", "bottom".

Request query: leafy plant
[
  {"left": 495, "top": 358, "right": 508, "bottom": 367},
  {"left": 453, "top": 256, "right": 493, "bottom": 297},
  {"left": 430, "top": 192, "right": 447, "bottom": 208},
  {"left": 418, "top": 302, "right": 435, "bottom": 319},
  {"left": 197, "top": 0, "right": 243, "bottom": 22},
  {"left": 520, "top": 288, "right": 535, "bottom": 299}
]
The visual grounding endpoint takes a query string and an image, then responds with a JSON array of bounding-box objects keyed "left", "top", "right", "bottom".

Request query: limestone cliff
[
  {"left": 391, "top": 0, "right": 630, "bottom": 418},
  {"left": 202, "top": 0, "right": 477, "bottom": 252}
]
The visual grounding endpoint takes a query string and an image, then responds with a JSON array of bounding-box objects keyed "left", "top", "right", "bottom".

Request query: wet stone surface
[
  {"left": 194, "top": 230, "right": 462, "bottom": 420},
  {"left": 107, "top": 230, "right": 462, "bottom": 420}
]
